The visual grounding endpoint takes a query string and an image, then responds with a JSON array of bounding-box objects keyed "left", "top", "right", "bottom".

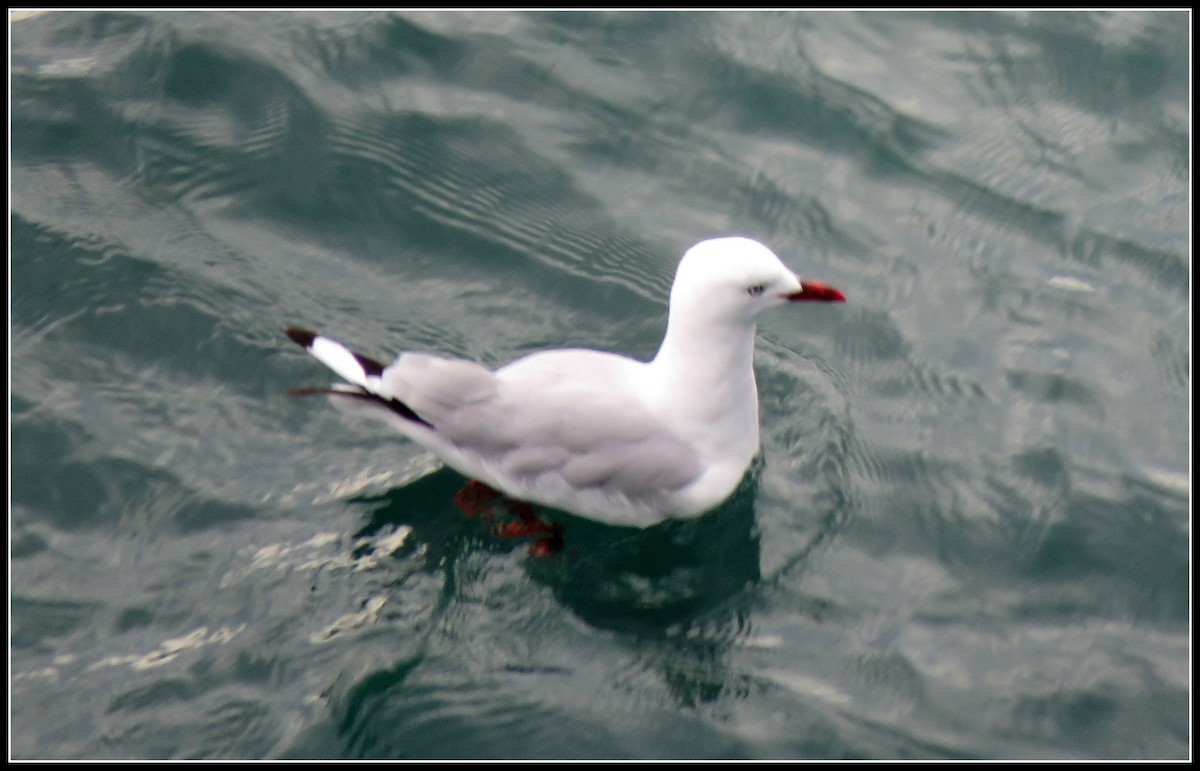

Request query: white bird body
[{"left": 287, "top": 236, "right": 844, "bottom": 527}]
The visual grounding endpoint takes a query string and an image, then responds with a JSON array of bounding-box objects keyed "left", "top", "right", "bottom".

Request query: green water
[{"left": 10, "top": 10, "right": 1190, "bottom": 760}]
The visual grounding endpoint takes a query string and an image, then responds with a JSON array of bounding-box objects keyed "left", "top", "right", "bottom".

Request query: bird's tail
[{"left": 284, "top": 326, "right": 434, "bottom": 429}]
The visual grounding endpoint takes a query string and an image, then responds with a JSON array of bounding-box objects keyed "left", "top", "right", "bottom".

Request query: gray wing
[
  {"left": 381, "top": 352, "right": 498, "bottom": 424},
  {"left": 385, "top": 349, "right": 702, "bottom": 498}
]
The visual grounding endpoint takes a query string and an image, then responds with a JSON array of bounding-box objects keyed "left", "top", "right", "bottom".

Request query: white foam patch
[
  {"left": 219, "top": 532, "right": 340, "bottom": 588},
  {"left": 220, "top": 525, "right": 415, "bottom": 588},
  {"left": 311, "top": 595, "right": 388, "bottom": 643},
  {"left": 763, "top": 668, "right": 853, "bottom": 707},
  {"left": 86, "top": 624, "right": 247, "bottom": 672},
  {"left": 1047, "top": 276, "right": 1096, "bottom": 293}
]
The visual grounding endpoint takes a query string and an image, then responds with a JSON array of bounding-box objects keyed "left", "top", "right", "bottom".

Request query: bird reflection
[{"left": 348, "top": 462, "right": 764, "bottom": 709}]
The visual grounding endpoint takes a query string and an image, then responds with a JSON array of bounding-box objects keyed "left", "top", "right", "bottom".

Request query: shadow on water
[
  {"left": 295, "top": 466, "right": 768, "bottom": 758},
  {"left": 348, "top": 464, "right": 764, "bottom": 638},
  {"left": 536, "top": 489, "right": 761, "bottom": 630}
]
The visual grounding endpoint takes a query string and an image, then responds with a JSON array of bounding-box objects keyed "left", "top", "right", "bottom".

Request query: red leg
[
  {"left": 493, "top": 500, "right": 564, "bottom": 556},
  {"left": 453, "top": 480, "right": 501, "bottom": 519},
  {"left": 452, "top": 481, "right": 564, "bottom": 556},
  {"left": 528, "top": 535, "right": 563, "bottom": 557},
  {"left": 492, "top": 501, "right": 558, "bottom": 536}
]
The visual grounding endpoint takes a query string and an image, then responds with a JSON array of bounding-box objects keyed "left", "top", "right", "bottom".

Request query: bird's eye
[{"left": 746, "top": 284, "right": 766, "bottom": 296}]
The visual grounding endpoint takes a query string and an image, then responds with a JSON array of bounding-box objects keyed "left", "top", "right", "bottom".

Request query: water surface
[{"left": 10, "top": 10, "right": 1190, "bottom": 760}]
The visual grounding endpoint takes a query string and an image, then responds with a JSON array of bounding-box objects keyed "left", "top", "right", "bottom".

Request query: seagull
[{"left": 285, "top": 236, "right": 844, "bottom": 553}]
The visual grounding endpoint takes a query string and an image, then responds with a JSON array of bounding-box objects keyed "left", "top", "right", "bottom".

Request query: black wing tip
[
  {"left": 287, "top": 385, "right": 435, "bottom": 429},
  {"left": 286, "top": 386, "right": 333, "bottom": 397},
  {"left": 284, "top": 327, "right": 385, "bottom": 377},
  {"left": 285, "top": 326, "right": 318, "bottom": 349},
  {"left": 354, "top": 352, "right": 388, "bottom": 378}
]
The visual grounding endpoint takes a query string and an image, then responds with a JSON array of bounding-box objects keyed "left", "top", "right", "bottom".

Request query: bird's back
[{"left": 380, "top": 347, "right": 706, "bottom": 524}]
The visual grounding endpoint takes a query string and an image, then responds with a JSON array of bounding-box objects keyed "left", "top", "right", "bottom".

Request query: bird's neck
[{"left": 648, "top": 309, "right": 761, "bottom": 457}]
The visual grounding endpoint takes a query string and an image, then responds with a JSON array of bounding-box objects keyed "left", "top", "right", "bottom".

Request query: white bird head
[{"left": 670, "top": 236, "right": 845, "bottom": 326}]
